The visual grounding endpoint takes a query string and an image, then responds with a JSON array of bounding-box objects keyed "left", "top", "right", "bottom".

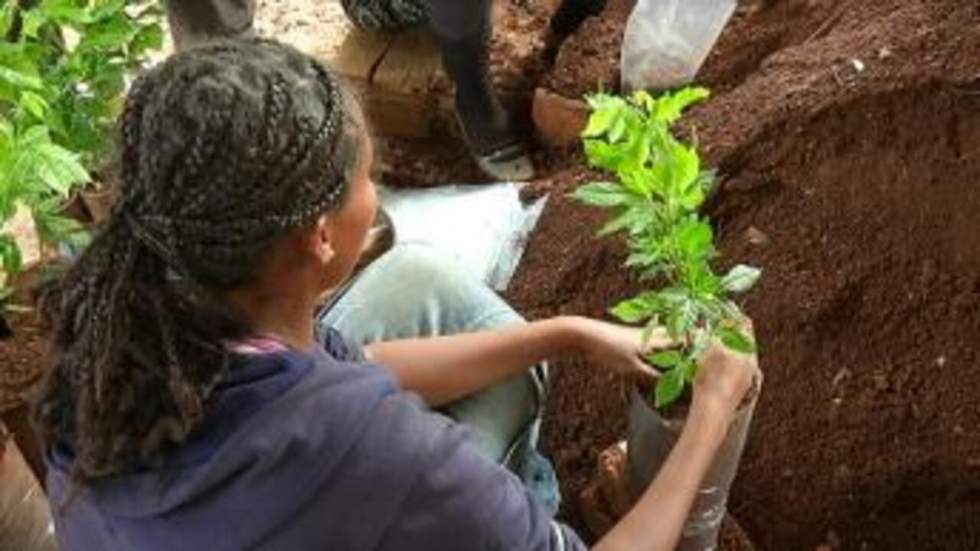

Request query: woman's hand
[
  {"left": 563, "top": 317, "right": 674, "bottom": 381},
  {"left": 691, "top": 338, "right": 761, "bottom": 420}
]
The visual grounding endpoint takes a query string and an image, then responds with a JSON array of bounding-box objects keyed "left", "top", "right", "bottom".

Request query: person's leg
[
  {"left": 164, "top": 0, "right": 256, "bottom": 51},
  {"left": 342, "top": 0, "right": 534, "bottom": 180},
  {"left": 317, "top": 243, "right": 558, "bottom": 511},
  {"left": 423, "top": 0, "right": 534, "bottom": 180},
  {"left": 549, "top": 0, "right": 608, "bottom": 38},
  {"left": 339, "top": 0, "right": 428, "bottom": 32}
]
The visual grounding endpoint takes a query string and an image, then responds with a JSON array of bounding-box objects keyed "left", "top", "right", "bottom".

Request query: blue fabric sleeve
[
  {"left": 317, "top": 325, "right": 366, "bottom": 362},
  {"left": 377, "top": 418, "right": 588, "bottom": 551}
]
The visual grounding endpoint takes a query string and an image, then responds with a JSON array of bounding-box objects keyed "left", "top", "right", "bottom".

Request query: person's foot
[
  {"left": 455, "top": 94, "right": 535, "bottom": 182},
  {"left": 578, "top": 441, "right": 632, "bottom": 537}
]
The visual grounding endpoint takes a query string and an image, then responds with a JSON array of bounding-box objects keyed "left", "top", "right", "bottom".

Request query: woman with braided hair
[
  {"left": 35, "top": 39, "right": 759, "bottom": 551},
  {"left": 165, "top": 0, "right": 610, "bottom": 182}
]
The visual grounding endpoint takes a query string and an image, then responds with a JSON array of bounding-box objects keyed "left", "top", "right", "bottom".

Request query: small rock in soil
[{"left": 744, "top": 226, "right": 771, "bottom": 246}]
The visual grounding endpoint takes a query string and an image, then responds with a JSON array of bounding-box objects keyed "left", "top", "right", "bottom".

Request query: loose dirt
[
  {"left": 507, "top": 0, "right": 980, "bottom": 549},
  {"left": 0, "top": 314, "right": 44, "bottom": 415},
  {"left": 5, "top": 1, "right": 979, "bottom": 550},
  {"left": 542, "top": 0, "right": 635, "bottom": 98}
]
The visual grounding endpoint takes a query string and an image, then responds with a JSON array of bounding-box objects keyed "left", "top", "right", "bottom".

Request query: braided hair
[{"left": 33, "top": 39, "right": 362, "bottom": 480}]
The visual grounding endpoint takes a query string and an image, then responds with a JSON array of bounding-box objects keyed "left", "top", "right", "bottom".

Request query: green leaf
[
  {"left": 571, "top": 182, "right": 632, "bottom": 207},
  {"left": 582, "top": 104, "right": 618, "bottom": 138},
  {"left": 35, "top": 143, "right": 90, "bottom": 195},
  {"left": 81, "top": 13, "right": 138, "bottom": 50},
  {"left": 131, "top": 22, "right": 163, "bottom": 54},
  {"left": 670, "top": 142, "right": 700, "bottom": 194},
  {"left": 608, "top": 116, "right": 628, "bottom": 143},
  {"left": 631, "top": 90, "right": 657, "bottom": 114},
  {"left": 611, "top": 292, "right": 661, "bottom": 323},
  {"left": 655, "top": 87, "right": 710, "bottom": 124},
  {"left": 676, "top": 218, "right": 713, "bottom": 257},
  {"left": 597, "top": 204, "right": 651, "bottom": 237},
  {"left": 665, "top": 301, "right": 696, "bottom": 340},
  {"left": 0, "top": 66, "right": 42, "bottom": 90},
  {"left": 0, "top": 234, "right": 23, "bottom": 275},
  {"left": 625, "top": 249, "right": 664, "bottom": 271},
  {"left": 583, "top": 139, "right": 626, "bottom": 172},
  {"left": 655, "top": 367, "right": 685, "bottom": 408},
  {"left": 20, "top": 9, "right": 46, "bottom": 39},
  {"left": 649, "top": 350, "right": 681, "bottom": 368},
  {"left": 721, "top": 265, "right": 762, "bottom": 294},
  {"left": 0, "top": 4, "right": 12, "bottom": 38},
  {"left": 90, "top": 0, "right": 128, "bottom": 22},
  {"left": 19, "top": 91, "right": 48, "bottom": 119},
  {"left": 690, "top": 328, "right": 712, "bottom": 358},
  {"left": 679, "top": 186, "right": 706, "bottom": 210},
  {"left": 41, "top": 0, "right": 91, "bottom": 25},
  {"left": 718, "top": 327, "right": 757, "bottom": 355},
  {"left": 34, "top": 210, "right": 87, "bottom": 244},
  {"left": 694, "top": 169, "right": 716, "bottom": 194}
]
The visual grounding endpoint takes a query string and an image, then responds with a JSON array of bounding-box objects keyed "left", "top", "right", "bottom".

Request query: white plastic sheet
[
  {"left": 378, "top": 183, "right": 547, "bottom": 291},
  {"left": 621, "top": 0, "right": 736, "bottom": 91}
]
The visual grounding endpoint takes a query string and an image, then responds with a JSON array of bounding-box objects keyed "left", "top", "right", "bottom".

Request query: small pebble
[
  {"left": 745, "top": 226, "right": 772, "bottom": 246},
  {"left": 827, "top": 529, "right": 842, "bottom": 548}
]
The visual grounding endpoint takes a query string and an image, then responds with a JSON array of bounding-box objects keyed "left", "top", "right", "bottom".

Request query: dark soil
[
  {"left": 502, "top": 0, "right": 980, "bottom": 549},
  {"left": 0, "top": 306, "right": 45, "bottom": 415},
  {"left": 5, "top": 1, "right": 977, "bottom": 549},
  {"left": 542, "top": 0, "right": 636, "bottom": 99}
]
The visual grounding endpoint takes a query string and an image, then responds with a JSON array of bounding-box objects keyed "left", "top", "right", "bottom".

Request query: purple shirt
[{"left": 46, "top": 329, "right": 586, "bottom": 550}]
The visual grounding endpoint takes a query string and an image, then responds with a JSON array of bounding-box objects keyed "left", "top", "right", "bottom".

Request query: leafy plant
[
  {"left": 572, "top": 87, "right": 761, "bottom": 409},
  {"left": 0, "top": 0, "right": 162, "bottom": 303},
  {"left": 1, "top": 0, "right": 164, "bottom": 165}
]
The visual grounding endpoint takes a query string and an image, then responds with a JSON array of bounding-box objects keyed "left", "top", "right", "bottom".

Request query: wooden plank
[
  {"left": 320, "top": 28, "right": 391, "bottom": 84},
  {"left": 369, "top": 29, "right": 444, "bottom": 138}
]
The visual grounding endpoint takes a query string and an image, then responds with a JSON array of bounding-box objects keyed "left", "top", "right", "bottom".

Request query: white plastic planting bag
[
  {"left": 621, "top": 0, "right": 736, "bottom": 90},
  {"left": 378, "top": 183, "right": 547, "bottom": 291}
]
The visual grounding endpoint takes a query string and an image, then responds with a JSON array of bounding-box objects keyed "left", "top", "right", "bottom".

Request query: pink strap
[{"left": 226, "top": 336, "right": 290, "bottom": 355}]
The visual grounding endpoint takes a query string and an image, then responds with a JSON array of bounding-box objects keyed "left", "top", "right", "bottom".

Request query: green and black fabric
[{"left": 340, "top": 0, "right": 429, "bottom": 32}]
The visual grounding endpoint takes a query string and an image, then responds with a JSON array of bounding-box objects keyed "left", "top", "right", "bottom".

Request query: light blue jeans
[{"left": 316, "top": 243, "right": 559, "bottom": 511}]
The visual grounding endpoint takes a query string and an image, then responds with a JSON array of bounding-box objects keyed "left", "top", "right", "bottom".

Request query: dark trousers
[
  {"left": 165, "top": 0, "right": 495, "bottom": 143},
  {"left": 163, "top": 0, "right": 605, "bottom": 147}
]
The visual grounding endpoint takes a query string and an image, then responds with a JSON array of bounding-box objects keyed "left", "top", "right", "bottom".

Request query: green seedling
[
  {"left": 572, "top": 87, "right": 761, "bottom": 409},
  {"left": 0, "top": 0, "right": 162, "bottom": 304}
]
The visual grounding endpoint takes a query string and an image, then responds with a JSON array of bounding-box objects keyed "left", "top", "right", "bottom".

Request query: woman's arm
[
  {"left": 592, "top": 399, "right": 729, "bottom": 551},
  {"left": 364, "top": 316, "right": 662, "bottom": 407},
  {"left": 593, "top": 342, "right": 759, "bottom": 551},
  {"left": 364, "top": 317, "right": 577, "bottom": 406}
]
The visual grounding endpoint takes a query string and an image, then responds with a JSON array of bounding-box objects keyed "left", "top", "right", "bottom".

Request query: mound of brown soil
[
  {"left": 0, "top": 311, "right": 44, "bottom": 414},
  {"left": 507, "top": 0, "right": 980, "bottom": 549},
  {"left": 542, "top": 0, "right": 636, "bottom": 99}
]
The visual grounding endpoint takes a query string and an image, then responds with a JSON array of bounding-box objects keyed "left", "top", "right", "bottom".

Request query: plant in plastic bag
[
  {"left": 572, "top": 87, "right": 760, "bottom": 409},
  {"left": 620, "top": 0, "right": 736, "bottom": 91}
]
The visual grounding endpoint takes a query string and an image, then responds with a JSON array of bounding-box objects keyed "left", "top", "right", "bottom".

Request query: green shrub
[
  {"left": 0, "top": 0, "right": 162, "bottom": 302},
  {"left": 572, "top": 88, "right": 761, "bottom": 409}
]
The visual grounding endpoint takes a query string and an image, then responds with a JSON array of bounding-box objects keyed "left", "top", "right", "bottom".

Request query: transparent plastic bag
[{"left": 620, "top": 0, "right": 736, "bottom": 91}]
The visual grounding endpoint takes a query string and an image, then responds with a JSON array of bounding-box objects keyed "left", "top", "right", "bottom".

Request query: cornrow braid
[{"left": 33, "top": 39, "right": 362, "bottom": 481}]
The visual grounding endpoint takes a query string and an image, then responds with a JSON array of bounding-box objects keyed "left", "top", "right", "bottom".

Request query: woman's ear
[{"left": 311, "top": 214, "right": 335, "bottom": 266}]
